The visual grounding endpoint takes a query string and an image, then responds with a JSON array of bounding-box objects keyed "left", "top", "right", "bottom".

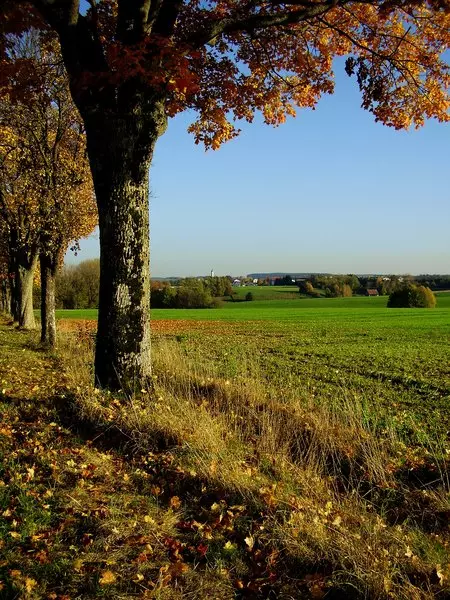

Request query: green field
[
  {"left": 55, "top": 289, "right": 450, "bottom": 321},
  {"left": 55, "top": 291, "right": 450, "bottom": 433}
]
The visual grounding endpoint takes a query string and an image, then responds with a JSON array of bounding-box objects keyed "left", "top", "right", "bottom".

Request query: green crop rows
[{"left": 55, "top": 292, "right": 450, "bottom": 441}]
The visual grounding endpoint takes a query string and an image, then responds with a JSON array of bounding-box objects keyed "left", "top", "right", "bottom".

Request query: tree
[
  {"left": 175, "top": 278, "right": 214, "bottom": 308},
  {"left": 0, "top": 231, "right": 11, "bottom": 313},
  {"left": 2, "top": 0, "right": 448, "bottom": 388},
  {"left": 54, "top": 259, "right": 100, "bottom": 309},
  {"left": 0, "top": 30, "right": 97, "bottom": 342},
  {"left": 387, "top": 283, "right": 436, "bottom": 308},
  {"left": 0, "top": 113, "right": 41, "bottom": 328},
  {"left": 345, "top": 274, "right": 361, "bottom": 293},
  {"left": 204, "top": 276, "right": 233, "bottom": 297}
]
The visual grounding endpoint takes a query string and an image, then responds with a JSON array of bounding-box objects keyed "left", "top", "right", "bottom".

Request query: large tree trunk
[
  {"left": 40, "top": 251, "right": 58, "bottom": 347},
  {"left": 16, "top": 254, "right": 38, "bottom": 329},
  {"left": 83, "top": 102, "right": 167, "bottom": 390}
]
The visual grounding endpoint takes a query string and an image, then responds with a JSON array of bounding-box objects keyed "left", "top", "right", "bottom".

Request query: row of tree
[
  {"left": 299, "top": 274, "right": 360, "bottom": 297},
  {"left": 0, "top": 31, "right": 97, "bottom": 344},
  {"left": 150, "top": 278, "right": 230, "bottom": 309},
  {"left": 48, "top": 265, "right": 233, "bottom": 310},
  {"left": 1, "top": 0, "right": 448, "bottom": 389}
]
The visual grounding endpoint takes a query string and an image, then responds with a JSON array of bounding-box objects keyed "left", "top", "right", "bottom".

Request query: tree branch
[
  {"left": 185, "top": 0, "right": 348, "bottom": 46},
  {"left": 26, "top": 0, "right": 107, "bottom": 79},
  {"left": 29, "top": 0, "right": 80, "bottom": 30}
]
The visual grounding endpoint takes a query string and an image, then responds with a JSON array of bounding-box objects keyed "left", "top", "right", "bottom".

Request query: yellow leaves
[
  {"left": 9, "top": 569, "right": 21, "bottom": 578},
  {"left": 0, "top": 424, "right": 12, "bottom": 437},
  {"left": 223, "top": 540, "right": 237, "bottom": 553},
  {"left": 188, "top": 101, "right": 239, "bottom": 150},
  {"left": 0, "top": 124, "right": 19, "bottom": 148},
  {"left": 73, "top": 558, "right": 84, "bottom": 571},
  {"left": 0, "top": 52, "right": 96, "bottom": 248},
  {"left": 7, "top": 571, "right": 38, "bottom": 595},
  {"left": 144, "top": 514, "right": 156, "bottom": 524},
  {"left": 331, "top": 515, "right": 342, "bottom": 527},
  {"left": 24, "top": 577, "right": 38, "bottom": 594},
  {"left": 435, "top": 564, "right": 445, "bottom": 586},
  {"left": 99, "top": 569, "right": 117, "bottom": 585}
]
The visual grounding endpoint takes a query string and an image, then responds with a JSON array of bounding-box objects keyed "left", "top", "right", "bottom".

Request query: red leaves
[{"left": 196, "top": 542, "right": 208, "bottom": 557}]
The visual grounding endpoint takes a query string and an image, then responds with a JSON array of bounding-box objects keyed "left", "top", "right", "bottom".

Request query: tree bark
[
  {"left": 83, "top": 101, "right": 167, "bottom": 390},
  {"left": 16, "top": 254, "right": 38, "bottom": 329},
  {"left": 40, "top": 252, "right": 57, "bottom": 347}
]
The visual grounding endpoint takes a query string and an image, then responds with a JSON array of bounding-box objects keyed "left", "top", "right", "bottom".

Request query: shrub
[
  {"left": 387, "top": 284, "right": 436, "bottom": 308},
  {"left": 175, "top": 285, "right": 213, "bottom": 309},
  {"left": 150, "top": 285, "right": 177, "bottom": 308},
  {"left": 245, "top": 292, "right": 254, "bottom": 302},
  {"left": 151, "top": 279, "right": 215, "bottom": 309}
]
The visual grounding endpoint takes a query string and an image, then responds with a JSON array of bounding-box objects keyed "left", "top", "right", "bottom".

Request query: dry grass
[{"left": 55, "top": 329, "right": 450, "bottom": 599}]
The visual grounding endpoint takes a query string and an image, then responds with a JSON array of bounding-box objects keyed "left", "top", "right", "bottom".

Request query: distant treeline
[
  {"left": 33, "top": 261, "right": 450, "bottom": 309},
  {"left": 298, "top": 274, "right": 450, "bottom": 298},
  {"left": 414, "top": 275, "right": 450, "bottom": 291}
]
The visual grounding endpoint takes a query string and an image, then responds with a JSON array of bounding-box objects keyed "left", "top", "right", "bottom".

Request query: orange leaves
[
  {"left": 169, "top": 495, "right": 182, "bottom": 509},
  {"left": 320, "top": 3, "right": 450, "bottom": 128},
  {"left": 188, "top": 101, "right": 239, "bottom": 149},
  {"left": 105, "top": 36, "right": 201, "bottom": 114},
  {"left": 178, "top": 0, "right": 449, "bottom": 146}
]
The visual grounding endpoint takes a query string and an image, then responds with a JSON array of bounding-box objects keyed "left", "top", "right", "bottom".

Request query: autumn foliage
[
  {"left": 1, "top": 2, "right": 448, "bottom": 148},
  {"left": 0, "top": 0, "right": 448, "bottom": 386},
  {"left": 0, "top": 30, "right": 96, "bottom": 336}
]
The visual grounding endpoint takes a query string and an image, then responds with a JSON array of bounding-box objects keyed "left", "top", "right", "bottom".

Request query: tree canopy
[{"left": 1, "top": 0, "right": 448, "bottom": 145}]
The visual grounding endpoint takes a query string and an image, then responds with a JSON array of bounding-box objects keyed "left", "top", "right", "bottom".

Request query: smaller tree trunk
[
  {"left": 8, "top": 258, "right": 19, "bottom": 321},
  {"left": 0, "top": 276, "right": 11, "bottom": 314},
  {"left": 16, "top": 255, "right": 38, "bottom": 329},
  {"left": 40, "top": 252, "right": 58, "bottom": 346}
]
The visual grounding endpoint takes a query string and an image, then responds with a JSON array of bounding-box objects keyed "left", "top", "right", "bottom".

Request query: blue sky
[{"left": 70, "top": 58, "right": 449, "bottom": 277}]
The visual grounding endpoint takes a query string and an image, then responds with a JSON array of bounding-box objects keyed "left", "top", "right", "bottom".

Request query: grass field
[
  {"left": 55, "top": 289, "right": 450, "bottom": 320},
  {"left": 57, "top": 291, "right": 450, "bottom": 433},
  {"left": 3, "top": 289, "right": 450, "bottom": 598}
]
